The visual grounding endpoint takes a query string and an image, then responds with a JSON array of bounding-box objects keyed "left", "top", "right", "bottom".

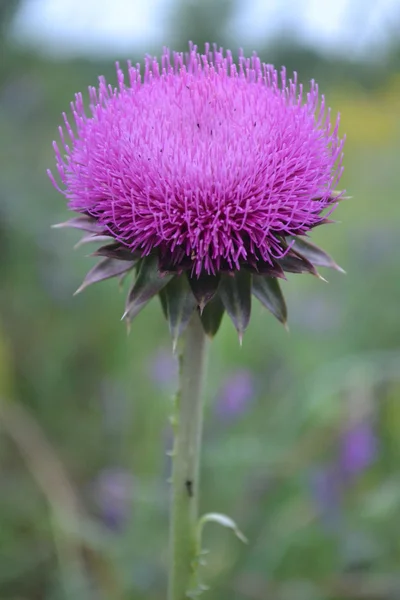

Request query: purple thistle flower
[
  {"left": 50, "top": 44, "right": 343, "bottom": 275},
  {"left": 50, "top": 43, "right": 345, "bottom": 339}
]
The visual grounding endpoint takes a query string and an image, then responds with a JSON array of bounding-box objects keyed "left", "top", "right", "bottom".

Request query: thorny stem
[{"left": 168, "top": 312, "right": 208, "bottom": 600}]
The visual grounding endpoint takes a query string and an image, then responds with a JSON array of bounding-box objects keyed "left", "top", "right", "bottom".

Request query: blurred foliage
[
  {"left": 1, "top": 1, "right": 400, "bottom": 599},
  {"left": 0, "top": 0, "right": 21, "bottom": 36},
  {"left": 167, "top": 0, "right": 237, "bottom": 50}
]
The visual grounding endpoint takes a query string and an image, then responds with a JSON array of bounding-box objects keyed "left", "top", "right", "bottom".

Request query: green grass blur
[{"left": 1, "top": 5, "right": 400, "bottom": 599}]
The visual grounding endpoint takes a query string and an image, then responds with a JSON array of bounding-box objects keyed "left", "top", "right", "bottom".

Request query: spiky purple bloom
[
  {"left": 50, "top": 44, "right": 345, "bottom": 338},
  {"left": 50, "top": 44, "right": 343, "bottom": 275}
]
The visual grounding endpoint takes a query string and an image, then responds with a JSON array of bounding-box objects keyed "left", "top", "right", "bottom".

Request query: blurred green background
[{"left": 1, "top": 0, "right": 400, "bottom": 598}]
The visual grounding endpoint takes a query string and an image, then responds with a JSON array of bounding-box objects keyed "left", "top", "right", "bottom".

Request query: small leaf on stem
[{"left": 197, "top": 512, "right": 248, "bottom": 544}]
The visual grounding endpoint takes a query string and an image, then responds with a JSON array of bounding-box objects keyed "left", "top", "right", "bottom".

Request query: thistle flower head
[{"left": 50, "top": 44, "right": 346, "bottom": 341}]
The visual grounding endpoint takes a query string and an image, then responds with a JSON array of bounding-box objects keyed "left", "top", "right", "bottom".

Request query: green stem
[{"left": 168, "top": 312, "right": 208, "bottom": 600}]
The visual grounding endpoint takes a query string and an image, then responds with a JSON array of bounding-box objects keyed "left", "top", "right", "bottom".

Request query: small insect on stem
[{"left": 185, "top": 479, "right": 193, "bottom": 498}]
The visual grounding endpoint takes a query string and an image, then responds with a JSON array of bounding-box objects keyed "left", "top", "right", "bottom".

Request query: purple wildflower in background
[
  {"left": 93, "top": 467, "right": 133, "bottom": 531},
  {"left": 50, "top": 43, "right": 345, "bottom": 338},
  {"left": 215, "top": 369, "right": 255, "bottom": 420},
  {"left": 149, "top": 348, "right": 178, "bottom": 391},
  {"left": 309, "top": 464, "right": 343, "bottom": 529},
  {"left": 339, "top": 419, "right": 377, "bottom": 478},
  {"left": 310, "top": 420, "right": 377, "bottom": 529}
]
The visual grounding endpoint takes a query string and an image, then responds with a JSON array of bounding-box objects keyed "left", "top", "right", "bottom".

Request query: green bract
[{"left": 54, "top": 215, "right": 344, "bottom": 344}]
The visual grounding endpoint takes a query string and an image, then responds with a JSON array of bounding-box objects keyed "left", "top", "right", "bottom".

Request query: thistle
[
  {"left": 50, "top": 43, "right": 345, "bottom": 344},
  {"left": 49, "top": 43, "right": 345, "bottom": 600}
]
